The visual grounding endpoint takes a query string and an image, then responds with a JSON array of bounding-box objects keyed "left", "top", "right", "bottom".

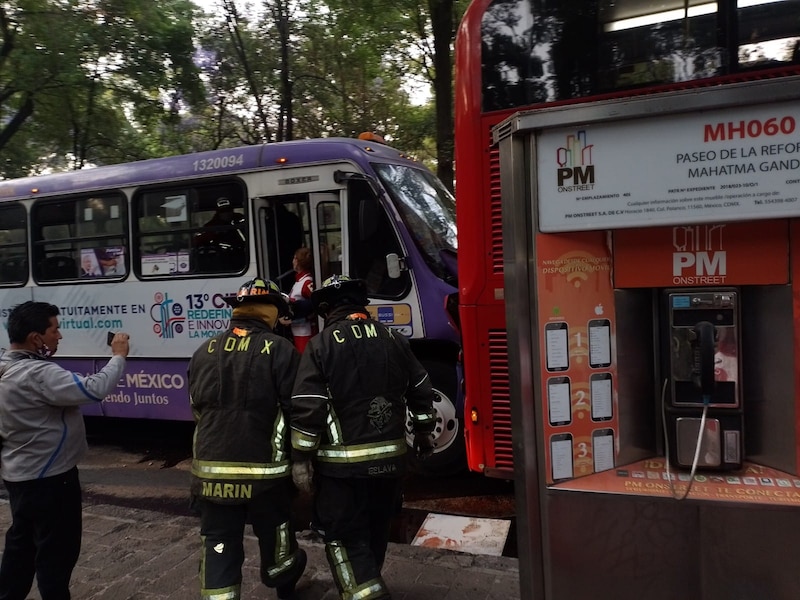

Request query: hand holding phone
[{"left": 108, "top": 332, "right": 131, "bottom": 358}]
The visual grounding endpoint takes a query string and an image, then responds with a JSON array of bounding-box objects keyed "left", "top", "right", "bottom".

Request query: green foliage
[
  {"left": 0, "top": 0, "right": 204, "bottom": 175},
  {"left": 0, "top": 0, "right": 469, "bottom": 177}
]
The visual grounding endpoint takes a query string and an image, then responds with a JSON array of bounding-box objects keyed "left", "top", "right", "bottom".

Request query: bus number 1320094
[{"left": 192, "top": 154, "right": 245, "bottom": 171}]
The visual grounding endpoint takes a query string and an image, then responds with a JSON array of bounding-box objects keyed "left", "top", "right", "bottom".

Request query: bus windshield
[{"left": 373, "top": 163, "right": 458, "bottom": 282}]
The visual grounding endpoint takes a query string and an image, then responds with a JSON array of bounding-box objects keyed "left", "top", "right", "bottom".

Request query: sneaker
[{"left": 276, "top": 548, "right": 307, "bottom": 599}]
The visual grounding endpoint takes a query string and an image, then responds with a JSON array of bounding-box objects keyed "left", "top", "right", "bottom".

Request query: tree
[
  {"left": 0, "top": 0, "right": 204, "bottom": 177},
  {"left": 2, "top": 0, "right": 468, "bottom": 181},
  {"left": 316, "top": 0, "right": 468, "bottom": 190}
]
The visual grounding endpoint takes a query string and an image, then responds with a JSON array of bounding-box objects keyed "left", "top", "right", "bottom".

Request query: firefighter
[
  {"left": 290, "top": 275, "right": 436, "bottom": 600},
  {"left": 188, "top": 277, "right": 306, "bottom": 600}
]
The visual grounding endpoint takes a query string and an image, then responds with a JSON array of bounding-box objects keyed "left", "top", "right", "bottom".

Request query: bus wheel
[{"left": 405, "top": 359, "right": 466, "bottom": 477}]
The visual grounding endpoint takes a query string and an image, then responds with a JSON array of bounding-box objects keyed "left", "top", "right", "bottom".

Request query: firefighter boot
[{"left": 275, "top": 548, "right": 307, "bottom": 599}]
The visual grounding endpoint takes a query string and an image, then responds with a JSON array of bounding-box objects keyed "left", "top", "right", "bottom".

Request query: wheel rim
[{"left": 406, "top": 387, "right": 459, "bottom": 453}]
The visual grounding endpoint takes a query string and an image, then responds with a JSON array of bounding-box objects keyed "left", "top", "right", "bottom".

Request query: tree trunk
[
  {"left": 275, "top": 0, "right": 292, "bottom": 141},
  {"left": 428, "top": 0, "right": 455, "bottom": 193},
  {"left": 0, "top": 95, "right": 33, "bottom": 152}
]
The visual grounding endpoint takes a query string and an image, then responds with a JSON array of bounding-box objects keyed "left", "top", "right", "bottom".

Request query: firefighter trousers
[
  {"left": 198, "top": 479, "right": 303, "bottom": 599},
  {"left": 314, "top": 474, "right": 402, "bottom": 600}
]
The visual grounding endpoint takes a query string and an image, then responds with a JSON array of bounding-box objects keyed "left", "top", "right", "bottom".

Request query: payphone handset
[
  {"left": 666, "top": 290, "right": 740, "bottom": 409},
  {"left": 689, "top": 320, "right": 716, "bottom": 402}
]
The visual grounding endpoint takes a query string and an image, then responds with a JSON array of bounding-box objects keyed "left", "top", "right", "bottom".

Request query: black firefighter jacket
[
  {"left": 188, "top": 317, "right": 300, "bottom": 503},
  {"left": 290, "top": 305, "right": 436, "bottom": 478}
]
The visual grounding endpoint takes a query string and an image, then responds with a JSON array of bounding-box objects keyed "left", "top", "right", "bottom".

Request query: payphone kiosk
[
  {"left": 662, "top": 288, "right": 743, "bottom": 470},
  {"left": 496, "top": 76, "right": 800, "bottom": 600}
]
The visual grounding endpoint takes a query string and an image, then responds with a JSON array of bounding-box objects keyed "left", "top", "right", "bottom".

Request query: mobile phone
[
  {"left": 107, "top": 331, "right": 116, "bottom": 346},
  {"left": 550, "top": 433, "right": 574, "bottom": 481},
  {"left": 547, "top": 376, "right": 572, "bottom": 426},
  {"left": 588, "top": 318, "right": 611, "bottom": 368},
  {"left": 590, "top": 372, "right": 613, "bottom": 421},
  {"left": 545, "top": 322, "right": 569, "bottom": 372},
  {"left": 592, "top": 428, "right": 615, "bottom": 473}
]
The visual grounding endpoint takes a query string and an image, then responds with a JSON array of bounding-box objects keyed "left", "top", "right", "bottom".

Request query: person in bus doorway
[
  {"left": 193, "top": 196, "right": 246, "bottom": 252},
  {"left": 0, "top": 301, "right": 129, "bottom": 600},
  {"left": 284, "top": 247, "right": 318, "bottom": 353},
  {"left": 290, "top": 275, "right": 436, "bottom": 600},
  {"left": 265, "top": 203, "right": 304, "bottom": 286},
  {"left": 188, "top": 278, "right": 307, "bottom": 600}
]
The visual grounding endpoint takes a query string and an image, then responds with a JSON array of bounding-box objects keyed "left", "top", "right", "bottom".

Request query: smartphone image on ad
[
  {"left": 588, "top": 318, "right": 611, "bottom": 368},
  {"left": 547, "top": 376, "right": 572, "bottom": 426},
  {"left": 590, "top": 372, "right": 613, "bottom": 421},
  {"left": 545, "top": 322, "right": 569, "bottom": 372},
  {"left": 593, "top": 428, "right": 615, "bottom": 473},
  {"left": 550, "top": 433, "right": 574, "bottom": 481}
]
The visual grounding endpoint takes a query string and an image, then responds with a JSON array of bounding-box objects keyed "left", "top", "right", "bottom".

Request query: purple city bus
[{"left": 0, "top": 136, "right": 463, "bottom": 473}]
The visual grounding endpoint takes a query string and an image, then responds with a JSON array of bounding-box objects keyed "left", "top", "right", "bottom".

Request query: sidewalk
[{"left": 0, "top": 452, "right": 520, "bottom": 599}]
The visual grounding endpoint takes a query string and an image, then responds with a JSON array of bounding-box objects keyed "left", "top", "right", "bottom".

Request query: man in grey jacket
[{"left": 0, "top": 301, "right": 129, "bottom": 600}]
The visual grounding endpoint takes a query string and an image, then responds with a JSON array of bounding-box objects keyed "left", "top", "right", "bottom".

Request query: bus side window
[
  {"left": 135, "top": 184, "right": 247, "bottom": 277},
  {"left": 0, "top": 203, "right": 28, "bottom": 286},
  {"left": 32, "top": 195, "right": 128, "bottom": 283}
]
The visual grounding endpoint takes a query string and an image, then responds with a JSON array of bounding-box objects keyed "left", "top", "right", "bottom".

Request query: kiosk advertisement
[
  {"left": 537, "top": 101, "right": 800, "bottom": 232},
  {"left": 536, "top": 231, "right": 619, "bottom": 484}
]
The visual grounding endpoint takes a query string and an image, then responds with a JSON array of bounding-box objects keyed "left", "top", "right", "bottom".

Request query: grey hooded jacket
[{"left": 0, "top": 349, "right": 125, "bottom": 482}]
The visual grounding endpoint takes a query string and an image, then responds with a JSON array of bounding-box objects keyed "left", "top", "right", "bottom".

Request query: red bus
[{"left": 455, "top": 0, "right": 800, "bottom": 477}]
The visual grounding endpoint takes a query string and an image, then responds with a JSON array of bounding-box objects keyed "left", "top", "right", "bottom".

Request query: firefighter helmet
[
  {"left": 223, "top": 277, "right": 289, "bottom": 314},
  {"left": 311, "top": 274, "right": 369, "bottom": 316}
]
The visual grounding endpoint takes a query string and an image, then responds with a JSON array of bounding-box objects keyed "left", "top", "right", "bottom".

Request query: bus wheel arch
[{"left": 405, "top": 343, "right": 466, "bottom": 476}]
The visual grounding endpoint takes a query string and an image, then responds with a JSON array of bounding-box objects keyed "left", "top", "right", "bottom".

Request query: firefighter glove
[
  {"left": 292, "top": 460, "right": 314, "bottom": 495},
  {"left": 413, "top": 433, "right": 435, "bottom": 460}
]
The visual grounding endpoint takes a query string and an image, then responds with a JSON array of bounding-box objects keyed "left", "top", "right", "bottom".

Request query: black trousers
[
  {"left": 314, "top": 474, "right": 402, "bottom": 599},
  {"left": 0, "top": 467, "right": 82, "bottom": 600},
  {"left": 198, "top": 479, "right": 303, "bottom": 598}
]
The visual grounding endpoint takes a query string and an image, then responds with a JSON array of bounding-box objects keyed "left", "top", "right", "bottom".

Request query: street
[
  {"left": 0, "top": 417, "right": 521, "bottom": 599},
  {"left": 80, "top": 418, "right": 518, "bottom": 555}
]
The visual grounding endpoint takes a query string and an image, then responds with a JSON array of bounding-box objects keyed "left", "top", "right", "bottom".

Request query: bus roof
[{"left": 0, "top": 137, "right": 419, "bottom": 202}]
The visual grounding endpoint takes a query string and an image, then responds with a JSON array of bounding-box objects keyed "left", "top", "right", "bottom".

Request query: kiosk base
[{"left": 553, "top": 458, "right": 800, "bottom": 507}]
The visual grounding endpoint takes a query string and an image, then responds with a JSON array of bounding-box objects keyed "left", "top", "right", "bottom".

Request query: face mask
[{"left": 34, "top": 335, "right": 53, "bottom": 358}]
